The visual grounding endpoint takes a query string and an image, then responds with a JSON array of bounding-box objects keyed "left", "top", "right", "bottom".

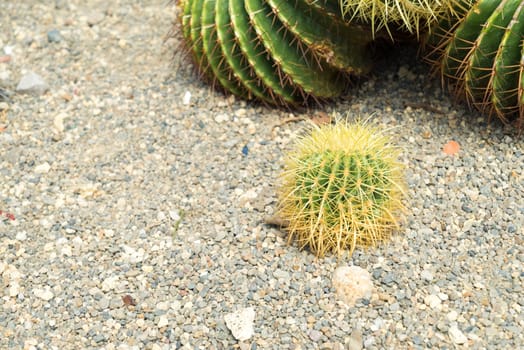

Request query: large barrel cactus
[
  {"left": 425, "top": 0, "right": 524, "bottom": 129},
  {"left": 178, "top": 0, "right": 376, "bottom": 106}
]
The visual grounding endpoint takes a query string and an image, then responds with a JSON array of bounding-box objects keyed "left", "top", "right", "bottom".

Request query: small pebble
[
  {"left": 33, "top": 288, "right": 54, "bottom": 301},
  {"left": 47, "top": 29, "right": 62, "bottom": 43},
  {"left": 224, "top": 307, "right": 255, "bottom": 341},
  {"left": 449, "top": 326, "right": 468, "bottom": 345},
  {"left": 16, "top": 71, "right": 49, "bottom": 95}
]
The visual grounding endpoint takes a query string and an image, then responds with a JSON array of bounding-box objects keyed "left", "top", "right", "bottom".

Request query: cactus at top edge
[
  {"left": 178, "top": 0, "right": 375, "bottom": 106},
  {"left": 339, "top": 0, "right": 469, "bottom": 37},
  {"left": 277, "top": 121, "right": 406, "bottom": 257},
  {"left": 424, "top": 0, "right": 524, "bottom": 129}
]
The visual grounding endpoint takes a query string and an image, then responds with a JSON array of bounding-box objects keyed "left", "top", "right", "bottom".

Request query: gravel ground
[{"left": 1, "top": 1, "right": 523, "bottom": 349}]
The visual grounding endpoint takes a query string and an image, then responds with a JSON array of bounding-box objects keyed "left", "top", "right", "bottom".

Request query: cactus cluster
[
  {"left": 178, "top": 0, "right": 375, "bottom": 106},
  {"left": 277, "top": 121, "right": 406, "bottom": 257},
  {"left": 175, "top": 0, "right": 523, "bottom": 129},
  {"left": 425, "top": 0, "right": 524, "bottom": 128}
]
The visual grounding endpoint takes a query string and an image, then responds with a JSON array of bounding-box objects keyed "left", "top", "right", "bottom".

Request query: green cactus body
[
  {"left": 521, "top": 53, "right": 524, "bottom": 125},
  {"left": 440, "top": 0, "right": 499, "bottom": 86},
  {"left": 201, "top": 0, "right": 249, "bottom": 99},
  {"left": 422, "top": 0, "right": 471, "bottom": 66},
  {"left": 425, "top": 0, "right": 524, "bottom": 129},
  {"left": 181, "top": 0, "right": 193, "bottom": 41},
  {"left": 215, "top": 0, "right": 281, "bottom": 104},
  {"left": 189, "top": 0, "right": 209, "bottom": 74},
  {"left": 464, "top": 0, "right": 521, "bottom": 106},
  {"left": 266, "top": 0, "right": 374, "bottom": 74},
  {"left": 228, "top": 0, "right": 302, "bottom": 104},
  {"left": 491, "top": 2, "right": 524, "bottom": 120},
  {"left": 244, "top": 0, "right": 345, "bottom": 98},
  {"left": 278, "top": 122, "right": 406, "bottom": 257}
]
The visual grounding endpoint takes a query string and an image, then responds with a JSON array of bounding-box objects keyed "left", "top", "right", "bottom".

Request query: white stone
[
  {"left": 332, "top": 266, "right": 373, "bottom": 307},
  {"left": 425, "top": 294, "right": 442, "bottom": 309},
  {"left": 446, "top": 310, "right": 458, "bottom": 322},
  {"left": 5, "top": 265, "right": 22, "bottom": 281},
  {"left": 0, "top": 70, "right": 10, "bottom": 84},
  {"left": 53, "top": 112, "right": 68, "bottom": 133},
  {"left": 3, "top": 45, "right": 14, "bottom": 55},
  {"left": 171, "top": 300, "right": 181, "bottom": 311},
  {"left": 43, "top": 242, "right": 54, "bottom": 252},
  {"left": 85, "top": 11, "right": 105, "bottom": 26},
  {"left": 347, "top": 330, "right": 363, "bottom": 350},
  {"left": 121, "top": 245, "right": 145, "bottom": 263},
  {"left": 363, "top": 336, "right": 375, "bottom": 348},
  {"left": 238, "top": 188, "right": 258, "bottom": 207},
  {"left": 15, "top": 231, "right": 27, "bottom": 241},
  {"left": 34, "top": 162, "right": 51, "bottom": 174},
  {"left": 102, "top": 276, "right": 119, "bottom": 291},
  {"left": 158, "top": 315, "right": 169, "bottom": 328},
  {"left": 214, "top": 113, "right": 229, "bottom": 123},
  {"left": 142, "top": 265, "right": 154, "bottom": 273},
  {"left": 224, "top": 307, "right": 255, "bottom": 341},
  {"left": 60, "top": 244, "right": 72, "bottom": 256},
  {"left": 156, "top": 301, "right": 169, "bottom": 311},
  {"left": 72, "top": 236, "right": 83, "bottom": 248},
  {"left": 449, "top": 325, "right": 468, "bottom": 344},
  {"left": 235, "top": 108, "right": 247, "bottom": 117},
  {"left": 156, "top": 211, "right": 166, "bottom": 221},
  {"left": 370, "top": 318, "right": 384, "bottom": 332},
  {"left": 182, "top": 91, "right": 191, "bottom": 105},
  {"left": 16, "top": 71, "right": 49, "bottom": 95},
  {"left": 420, "top": 269, "right": 433, "bottom": 281},
  {"left": 169, "top": 210, "right": 181, "bottom": 221},
  {"left": 9, "top": 282, "right": 20, "bottom": 297},
  {"left": 34, "top": 287, "right": 54, "bottom": 301},
  {"left": 88, "top": 287, "right": 101, "bottom": 295},
  {"left": 438, "top": 292, "right": 449, "bottom": 301}
]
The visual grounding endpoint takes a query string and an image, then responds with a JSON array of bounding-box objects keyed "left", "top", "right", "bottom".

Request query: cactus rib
[
  {"left": 228, "top": 0, "right": 302, "bottom": 104},
  {"left": 201, "top": 0, "right": 249, "bottom": 98},
  {"left": 215, "top": 0, "right": 281, "bottom": 104},
  {"left": 189, "top": 0, "right": 210, "bottom": 76},
  {"left": 491, "top": 1, "right": 524, "bottom": 120}
]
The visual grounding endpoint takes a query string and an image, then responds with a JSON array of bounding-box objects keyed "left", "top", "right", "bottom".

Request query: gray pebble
[
  {"left": 47, "top": 29, "right": 62, "bottom": 43},
  {"left": 16, "top": 71, "right": 49, "bottom": 95}
]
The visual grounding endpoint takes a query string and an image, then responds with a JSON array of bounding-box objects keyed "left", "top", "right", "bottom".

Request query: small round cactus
[
  {"left": 424, "top": 0, "right": 524, "bottom": 129},
  {"left": 277, "top": 120, "right": 406, "bottom": 257}
]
